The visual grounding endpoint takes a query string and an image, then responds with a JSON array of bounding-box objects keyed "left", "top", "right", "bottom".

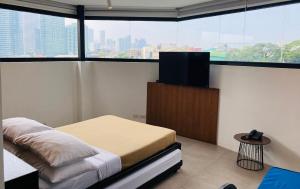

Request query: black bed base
[{"left": 88, "top": 142, "right": 182, "bottom": 189}]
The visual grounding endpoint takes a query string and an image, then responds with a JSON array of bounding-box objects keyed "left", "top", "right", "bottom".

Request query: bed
[{"left": 3, "top": 115, "right": 182, "bottom": 189}]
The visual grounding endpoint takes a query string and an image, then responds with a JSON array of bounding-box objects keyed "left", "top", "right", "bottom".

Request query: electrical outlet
[
  {"left": 133, "top": 114, "right": 146, "bottom": 119},
  {"left": 139, "top": 115, "right": 146, "bottom": 119}
]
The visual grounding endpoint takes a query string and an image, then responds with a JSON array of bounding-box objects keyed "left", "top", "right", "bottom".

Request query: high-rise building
[
  {"left": 118, "top": 35, "right": 131, "bottom": 52},
  {"left": 142, "top": 46, "right": 159, "bottom": 59},
  {"left": 85, "top": 26, "right": 94, "bottom": 52},
  {"left": 22, "top": 12, "right": 40, "bottom": 56},
  {"left": 133, "top": 38, "right": 147, "bottom": 49},
  {"left": 66, "top": 23, "right": 78, "bottom": 55},
  {"left": 106, "top": 39, "right": 116, "bottom": 51},
  {"left": 99, "top": 30, "right": 106, "bottom": 46},
  {"left": 40, "top": 15, "right": 67, "bottom": 57},
  {"left": 35, "top": 28, "right": 42, "bottom": 55},
  {"left": 0, "top": 9, "right": 24, "bottom": 57}
]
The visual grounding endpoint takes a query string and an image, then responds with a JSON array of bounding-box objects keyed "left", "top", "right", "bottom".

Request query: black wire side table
[{"left": 234, "top": 133, "right": 271, "bottom": 171}]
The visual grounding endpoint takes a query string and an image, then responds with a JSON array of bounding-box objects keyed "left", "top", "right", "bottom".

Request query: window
[
  {"left": 85, "top": 20, "right": 131, "bottom": 58},
  {"left": 85, "top": 3, "right": 300, "bottom": 64},
  {"left": 1, "top": 2, "right": 300, "bottom": 65},
  {"left": 281, "top": 3, "right": 300, "bottom": 63},
  {"left": 177, "top": 16, "right": 222, "bottom": 59},
  {"left": 230, "top": 5, "right": 285, "bottom": 63},
  {"left": 178, "top": 4, "right": 300, "bottom": 63},
  {"left": 178, "top": 3, "right": 300, "bottom": 63},
  {"left": 217, "top": 12, "right": 245, "bottom": 61},
  {"left": 85, "top": 20, "right": 177, "bottom": 59},
  {"left": 0, "top": 8, "right": 78, "bottom": 58},
  {"left": 130, "top": 21, "right": 178, "bottom": 59}
]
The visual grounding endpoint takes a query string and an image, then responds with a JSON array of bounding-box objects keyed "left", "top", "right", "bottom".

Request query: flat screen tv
[{"left": 159, "top": 52, "right": 210, "bottom": 87}]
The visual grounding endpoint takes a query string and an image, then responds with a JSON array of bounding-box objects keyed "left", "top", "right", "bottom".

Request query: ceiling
[
  {"left": 7, "top": 0, "right": 287, "bottom": 18},
  {"left": 51, "top": 0, "right": 214, "bottom": 10}
]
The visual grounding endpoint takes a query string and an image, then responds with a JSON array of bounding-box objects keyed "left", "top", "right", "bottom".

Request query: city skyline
[{"left": 0, "top": 8, "right": 78, "bottom": 58}]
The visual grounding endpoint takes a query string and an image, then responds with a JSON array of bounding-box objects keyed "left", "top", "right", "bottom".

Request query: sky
[{"left": 65, "top": 18, "right": 77, "bottom": 26}]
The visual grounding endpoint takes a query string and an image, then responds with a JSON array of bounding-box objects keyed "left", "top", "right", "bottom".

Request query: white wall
[
  {"left": 90, "top": 62, "right": 158, "bottom": 122},
  {"left": 75, "top": 62, "right": 95, "bottom": 121},
  {"left": 1, "top": 62, "right": 95, "bottom": 128},
  {"left": 1, "top": 61, "right": 300, "bottom": 171},
  {"left": 1, "top": 62, "right": 80, "bottom": 127},
  {"left": 210, "top": 65, "right": 300, "bottom": 171},
  {"left": 91, "top": 62, "right": 300, "bottom": 171}
]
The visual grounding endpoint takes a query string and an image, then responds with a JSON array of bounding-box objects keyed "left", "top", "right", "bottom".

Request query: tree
[
  {"left": 226, "top": 43, "right": 281, "bottom": 62},
  {"left": 282, "top": 40, "right": 300, "bottom": 63}
]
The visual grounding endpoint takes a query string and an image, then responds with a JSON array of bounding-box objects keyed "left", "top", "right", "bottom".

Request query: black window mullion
[{"left": 77, "top": 5, "right": 85, "bottom": 61}]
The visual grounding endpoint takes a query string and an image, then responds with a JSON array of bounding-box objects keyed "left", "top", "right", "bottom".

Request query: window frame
[{"left": 1, "top": 1, "right": 300, "bottom": 69}]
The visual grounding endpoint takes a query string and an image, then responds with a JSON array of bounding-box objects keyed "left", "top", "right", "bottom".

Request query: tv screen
[{"left": 159, "top": 52, "right": 210, "bottom": 87}]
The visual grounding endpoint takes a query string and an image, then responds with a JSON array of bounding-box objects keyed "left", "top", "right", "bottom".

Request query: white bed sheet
[
  {"left": 4, "top": 139, "right": 122, "bottom": 185},
  {"left": 105, "top": 149, "right": 182, "bottom": 189},
  {"left": 40, "top": 149, "right": 182, "bottom": 189},
  {"left": 40, "top": 147, "right": 122, "bottom": 189},
  {"left": 39, "top": 170, "right": 99, "bottom": 189}
]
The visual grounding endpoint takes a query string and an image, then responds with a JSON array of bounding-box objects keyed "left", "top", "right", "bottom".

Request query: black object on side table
[
  {"left": 234, "top": 133, "right": 271, "bottom": 171},
  {"left": 4, "top": 149, "right": 39, "bottom": 189}
]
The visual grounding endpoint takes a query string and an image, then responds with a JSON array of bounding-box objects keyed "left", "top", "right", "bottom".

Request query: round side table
[{"left": 234, "top": 133, "right": 271, "bottom": 171}]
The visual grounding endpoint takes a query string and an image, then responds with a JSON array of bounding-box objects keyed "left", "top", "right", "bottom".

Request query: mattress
[
  {"left": 258, "top": 167, "right": 300, "bottom": 189},
  {"left": 41, "top": 149, "right": 182, "bottom": 189},
  {"left": 57, "top": 115, "right": 176, "bottom": 169}
]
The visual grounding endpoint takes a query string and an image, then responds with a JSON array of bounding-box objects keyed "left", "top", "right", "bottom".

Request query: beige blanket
[{"left": 57, "top": 115, "right": 176, "bottom": 169}]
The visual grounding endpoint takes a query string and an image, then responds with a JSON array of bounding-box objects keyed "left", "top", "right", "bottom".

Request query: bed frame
[{"left": 88, "top": 142, "right": 182, "bottom": 189}]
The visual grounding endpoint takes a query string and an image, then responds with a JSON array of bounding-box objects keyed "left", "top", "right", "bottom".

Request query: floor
[{"left": 154, "top": 136, "right": 268, "bottom": 189}]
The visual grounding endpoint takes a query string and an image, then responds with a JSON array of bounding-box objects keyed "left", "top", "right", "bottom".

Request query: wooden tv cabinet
[{"left": 146, "top": 82, "right": 219, "bottom": 144}]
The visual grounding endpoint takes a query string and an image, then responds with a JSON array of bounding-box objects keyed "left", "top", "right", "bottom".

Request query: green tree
[
  {"left": 226, "top": 43, "right": 281, "bottom": 62},
  {"left": 282, "top": 40, "right": 300, "bottom": 63}
]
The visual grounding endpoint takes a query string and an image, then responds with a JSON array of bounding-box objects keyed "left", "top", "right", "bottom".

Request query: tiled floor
[{"left": 154, "top": 136, "right": 268, "bottom": 189}]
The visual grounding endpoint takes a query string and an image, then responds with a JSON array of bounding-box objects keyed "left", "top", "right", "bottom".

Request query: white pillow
[
  {"left": 3, "top": 117, "right": 52, "bottom": 143},
  {"left": 4, "top": 139, "right": 97, "bottom": 183},
  {"left": 15, "top": 130, "right": 98, "bottom": 167}
]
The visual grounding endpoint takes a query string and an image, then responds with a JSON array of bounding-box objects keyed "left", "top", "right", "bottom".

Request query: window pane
[
  {"left": 85, "top": 20, "right": 130, "bottom": 58},
  {"left": 85, "top": 20, "right": 177, "bottom": 59},
  {"left": 131, "top": 21, "right": 177, "bottom": 59},
  {"left": 282, "top": 3, "right": 300, "bottom": 63},
  {"left": 240, "top": 6, "right": 285, "bottom": 62},
  {"left": 0, "top": 8, "right": 78, "bottom": 58},
  {"left": 177, "top": 16, "right": 221, "bottom": 57},
  {"left": 219, "top": 12, "right": 245, "bottom": 61}
]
